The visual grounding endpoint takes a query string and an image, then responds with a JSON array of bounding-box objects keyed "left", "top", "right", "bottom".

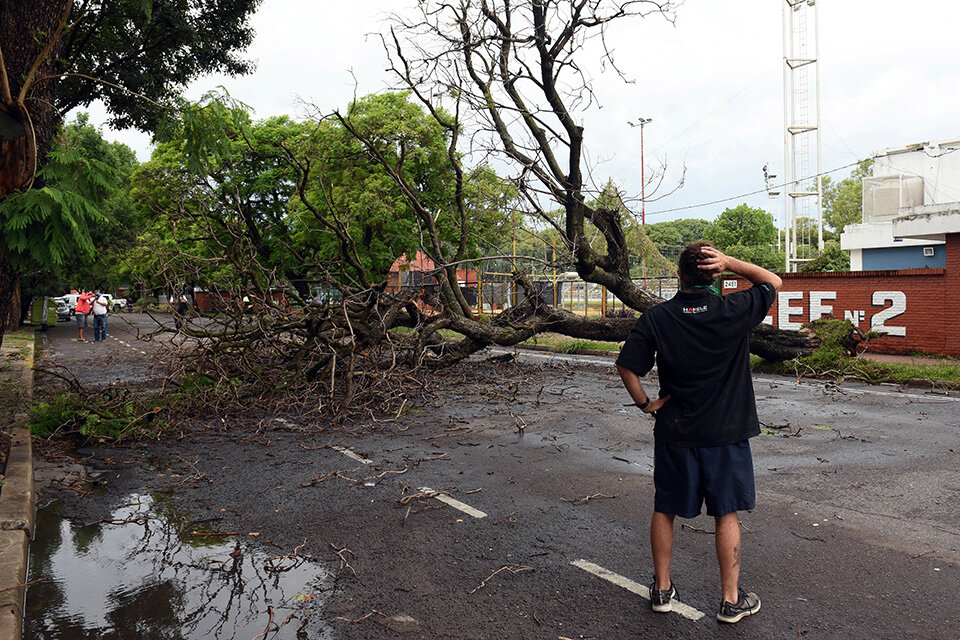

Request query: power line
[{"left": 646, "top": 160, "right": 862, "bottom": 216}]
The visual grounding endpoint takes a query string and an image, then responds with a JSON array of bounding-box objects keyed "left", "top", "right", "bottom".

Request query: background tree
[
  {"left": 703, "top": 204, "right": 782, "bottom": 271},
  {"left": 645, "top": 218, "right": 710, "bottom": 254},
  {"left": 0, "top": 0, "right": 260, "bottom": 344},
  {"left": 798, "top": 240, "right": 850, "bottom": 272},
  {"left": 0, "top": 116, "right": 124, "bottom": 328},
  {"left": 822, "top": 159, "right": 872, "bottom": 235},
  {"left": 13, "top": 114, "right": 138, "bottom": 322}
]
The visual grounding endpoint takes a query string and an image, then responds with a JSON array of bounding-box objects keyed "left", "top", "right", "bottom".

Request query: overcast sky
[{"left": 82, "top": 0, "right": 960, "bottom": 225}]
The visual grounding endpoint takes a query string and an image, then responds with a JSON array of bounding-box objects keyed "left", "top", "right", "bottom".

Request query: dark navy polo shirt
[{"left": 616, "top": 282, "right": 777, "bottom": 448}]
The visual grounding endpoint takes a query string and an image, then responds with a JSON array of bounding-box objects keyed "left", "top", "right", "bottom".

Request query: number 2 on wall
[{"left": 870, "top": 291, "right": 906, "bottom": 337}]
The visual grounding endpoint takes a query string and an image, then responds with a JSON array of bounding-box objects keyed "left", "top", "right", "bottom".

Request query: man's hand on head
[{"left": 697, "top": 246, "right": 728, "bottom": 278}]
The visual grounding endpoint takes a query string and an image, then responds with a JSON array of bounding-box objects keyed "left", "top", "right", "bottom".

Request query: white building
[{"left": 841, "top": 137, "right": 960, "bottom": 270}]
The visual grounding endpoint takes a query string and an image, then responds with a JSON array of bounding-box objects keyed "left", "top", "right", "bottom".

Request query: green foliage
[
  {"left": 294, "top": 92, "right": 495, "bottom": 281},
  {"left": 0, "top": 140, "right": 116, "bottom": 270},
  {"left": 56, "top": 0, "right": 262, "bottom": 131},
  {"left": 822, "top": 159, "right": 872, "bottom": 235},
  {"left": 28, "top": 393, "right": 144, "bottom": 440},
  {"left": 702, "top": 204, "right": 781, "bottom": 271},
  {"left": 301, "top": 93, "right": 513, "bottom": 280},
  {"left": 799, "top": 240, "right": 850, "bottom": 273},
  {"left": 129, "top": 95, "right": 306, "bottom": 292},
  {"left": 722, "top": 244, "right": 784, "bottom": 272},
  {"left": 131, "top": 91, "right": 514, "bottom": 295},
  {"left": 645, "top": 218, "right": 710, "bottom": 249},
  {"left": 704, "top": 204, "right": 777, "bottom": 249}
]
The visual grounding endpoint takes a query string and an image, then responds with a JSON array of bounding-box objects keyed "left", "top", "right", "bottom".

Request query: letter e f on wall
[
  {"left": 778, "top": 291, "right": 804, "bottom": 331},
  {"left": 809, "top": 291, "right": 836, "bottom": 322}
]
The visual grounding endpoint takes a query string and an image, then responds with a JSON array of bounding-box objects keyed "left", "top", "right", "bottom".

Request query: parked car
[
  {"left": 53, "top": 296, "right": 71, "bottom": 321},
  {"left": 97, "top": 293, "right": 127, "bottom": 311},
  {"left": 59, "top": 292, "right": 80, "bottom": 315}
]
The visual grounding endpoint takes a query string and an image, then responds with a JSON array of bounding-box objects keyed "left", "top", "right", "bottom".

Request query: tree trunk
[
  {"left": 7, "top": 272, "right": 20, "bottom": 330},
  {"left": 0, "top": 254, "right": 15, "bottom": 347},
  {"left": 0, "top": 0, "right": 69, "bottom": 345}
]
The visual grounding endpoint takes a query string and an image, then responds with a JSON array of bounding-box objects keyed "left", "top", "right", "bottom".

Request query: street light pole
[{"left": 638, "top": 117, "right": 653, "bottom": 228}]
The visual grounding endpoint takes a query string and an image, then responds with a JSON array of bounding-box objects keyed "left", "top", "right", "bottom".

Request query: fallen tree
[{"left": 120, "top": 1, "right": 822, "bottom": 421}]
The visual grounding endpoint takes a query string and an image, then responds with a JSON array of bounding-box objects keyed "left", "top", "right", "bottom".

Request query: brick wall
[{"left": 726, "top": 234, "right": 959, "bottom": 356}]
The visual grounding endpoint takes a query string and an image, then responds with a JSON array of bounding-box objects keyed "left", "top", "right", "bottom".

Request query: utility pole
[{"left": 638, "top": 117, "right": 653, "bottom": 228}]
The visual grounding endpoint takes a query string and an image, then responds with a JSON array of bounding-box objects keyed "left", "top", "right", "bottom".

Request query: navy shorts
[{"left": 654, "top": 439, "right": 755, "bottom": 518}]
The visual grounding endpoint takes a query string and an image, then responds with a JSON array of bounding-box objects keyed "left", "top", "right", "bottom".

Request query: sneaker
[
  {"left": 649, "top": 579, "right": 677, "bottom": 613},
  {"left": 717, "top": 588, "right": 761, "bottom": 623}
]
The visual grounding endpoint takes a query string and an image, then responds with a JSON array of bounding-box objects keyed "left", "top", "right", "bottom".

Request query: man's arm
[
  {"left": 617, "top": 365, "right": 670, "bottom": 415},
  {"left": 698, "top": 246, "right": 782, "bottom": 291}
]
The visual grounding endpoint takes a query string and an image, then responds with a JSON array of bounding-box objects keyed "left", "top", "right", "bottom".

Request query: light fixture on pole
[{"left": 638, "top": 117, "right": 653, "bottom": 228}]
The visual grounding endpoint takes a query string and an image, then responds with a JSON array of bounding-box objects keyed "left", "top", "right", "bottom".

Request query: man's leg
[
  {"left": 651, "top": 511, "right": 675, "bottom": 590},
  {"left": 715, "top": 511, "right": 741, "bottom": 604}
]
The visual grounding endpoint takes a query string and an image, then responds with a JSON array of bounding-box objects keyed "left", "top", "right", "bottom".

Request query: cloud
[{"left": 76, "top": 0, "right": 960, "bottom": 224}]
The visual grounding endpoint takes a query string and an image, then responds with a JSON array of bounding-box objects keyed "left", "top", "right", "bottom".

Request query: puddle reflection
[{"left": 26, "top": 494, "right": 332, "bottom": 639}]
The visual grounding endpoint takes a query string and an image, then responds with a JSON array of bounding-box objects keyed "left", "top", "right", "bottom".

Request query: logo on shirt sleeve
[{"left": 682, "top": 305, "right": 708, "bottom": 314}]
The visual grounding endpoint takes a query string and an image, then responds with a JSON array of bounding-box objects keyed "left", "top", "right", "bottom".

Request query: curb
[
  {"left": 514, "top": 343, "right": 619, "bottom": 359},
  {"left": 0, "top": 335, "right": 35, "bottom": 640}
]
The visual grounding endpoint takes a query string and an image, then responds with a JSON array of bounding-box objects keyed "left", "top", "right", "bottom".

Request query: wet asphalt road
[{"left": 32, "top": 315, "right": 960, "bottom": 639}]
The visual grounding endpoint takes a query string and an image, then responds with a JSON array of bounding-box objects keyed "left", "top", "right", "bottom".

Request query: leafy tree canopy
[
  {"left": 0, "top": 115, "right": 131, "bottom": 272},
  {"left": 128, "top": 92, "right": 516, "bottom": 296},
  {"left": 799, "top": 240, "right": 850, "bottom": 273},
  {"left": 822, "top": 159, "right": 872, "bottom": 235},
  {"left": 704, "top": 204, "right": 778, "bottom": 250},
  {"left": 645, "top": 218, "right": 710, "bottom": 249},
  {"left": 56, "top": 0, "right": 262, "bottom": 130}
]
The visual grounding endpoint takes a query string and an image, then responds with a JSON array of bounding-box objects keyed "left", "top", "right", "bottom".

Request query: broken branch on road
[
  {"left": 561, "top": 492, "right": 619, "bottom": 505},
  {"left": 469, "top": 564, "right": 535, "bottom": 595}
]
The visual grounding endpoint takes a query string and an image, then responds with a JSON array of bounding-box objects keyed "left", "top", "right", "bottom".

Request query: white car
[
  {"left": 53, "top": 296, "right": 72, "bottom": 321},
  {"left": 100, "top": 294, "right": 127, "bottom": 311}
]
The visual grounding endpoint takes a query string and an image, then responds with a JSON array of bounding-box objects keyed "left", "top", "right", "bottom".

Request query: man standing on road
[
  {"left": 74, "top": 291, "right": 95, "bottom": 342},
  {"left": 615, "top": 242, "right": 781, "bottom": 624},
  {"left": 92, "top": 291, "right": 110, "bottom": 342}
]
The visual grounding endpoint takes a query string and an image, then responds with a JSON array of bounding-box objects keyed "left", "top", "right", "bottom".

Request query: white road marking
[
  {"left": 418, "top": 486, "right": 487, "bottom": 519},
  {"left": 332, "top": 445, "right": 372, "bottom": 465},
  {"left": 571, "top": 559, "right": 706, "bottom": 621}
]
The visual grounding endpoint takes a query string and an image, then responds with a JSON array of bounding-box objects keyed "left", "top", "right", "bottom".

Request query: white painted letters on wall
[
  {"left": 809, "top": 291, "right": 836, "bottom": 322},
  {"left": 778, "top": 291, "right": 804, "bottom": 331},
  {"left": 870, "top": 291, "right": 907, "bottom": 337}
]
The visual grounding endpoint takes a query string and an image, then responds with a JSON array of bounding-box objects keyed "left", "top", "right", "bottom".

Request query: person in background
[
  {"left": 92, "top": 291, "right": 110, "bottom": 342},
  {"left": 74, "top": 291, "right": 95, "bottom": 342},
  {"left": 172, "top": 292, "right": 189, "bottom": 330}
]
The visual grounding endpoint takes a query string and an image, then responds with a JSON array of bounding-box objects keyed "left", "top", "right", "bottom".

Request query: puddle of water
[{"left": 25, "top": 494, "right": 333, "bottom": 639}]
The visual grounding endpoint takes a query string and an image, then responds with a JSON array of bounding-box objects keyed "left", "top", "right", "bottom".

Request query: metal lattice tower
[{"left": 782, "top": 0, "right": 823, "bottom": 272}]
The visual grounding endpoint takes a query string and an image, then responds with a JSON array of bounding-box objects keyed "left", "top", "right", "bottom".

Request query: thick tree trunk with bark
[
  {"left": 0, "top": 255, "right": 15, "bottom": 347},
  {"left": 0, "top": 0, "right": 68, "bottom": 344}
]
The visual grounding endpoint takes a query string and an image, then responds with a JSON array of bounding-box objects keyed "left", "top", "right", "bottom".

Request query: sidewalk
[{"left": 0, "top": 330, "right": 36, "bottom": 640}]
